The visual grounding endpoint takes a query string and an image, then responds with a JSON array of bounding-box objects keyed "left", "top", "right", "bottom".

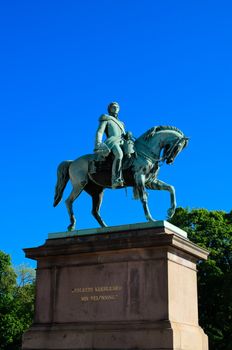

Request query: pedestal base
[{"left": 22, "top": 221, "right": 208, "bottom": 350}]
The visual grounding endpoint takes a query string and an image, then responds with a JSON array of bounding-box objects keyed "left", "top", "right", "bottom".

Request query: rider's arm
[{"left": 95, "top": 120, "right": 107, "bottom": 148}]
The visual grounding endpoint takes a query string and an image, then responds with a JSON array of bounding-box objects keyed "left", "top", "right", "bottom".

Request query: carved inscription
[{"left": 71, "top": 285, "right": 122, "bottom": 302}]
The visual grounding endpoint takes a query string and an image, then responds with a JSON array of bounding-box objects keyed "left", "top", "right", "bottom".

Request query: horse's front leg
[
  {"left": 146, "top": 179, "right": 176, "bottom": 219},
  {"left": 134, "top": 174, "right": 156, "bottom": 222}
]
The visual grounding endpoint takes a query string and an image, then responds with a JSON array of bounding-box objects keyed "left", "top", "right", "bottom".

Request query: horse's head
[
  {"left": 164, "top": 135, "right": 189, "bottom": 164},
  {"left": 136, "top": 125, "right": 189, "bottom": 165}
]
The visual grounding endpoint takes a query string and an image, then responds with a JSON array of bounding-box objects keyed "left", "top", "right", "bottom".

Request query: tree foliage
[
  {"left": 170, "top": 208, "right": 232, "bottom": 350},
  {"left": 0, "top": 252, "right": 35, "bottom": 350}
]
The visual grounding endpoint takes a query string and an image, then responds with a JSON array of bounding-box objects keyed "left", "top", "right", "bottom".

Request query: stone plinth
[{"left": 22, "top": 221, "right": 209, "bottom": 350}]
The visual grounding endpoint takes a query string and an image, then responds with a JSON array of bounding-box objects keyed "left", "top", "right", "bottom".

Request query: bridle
[
  {"left": 137, "top": 136, "right": 188, "bottom": 165},
  {"left": 164, "top": 136, "right": 187, "bottom": 162}
]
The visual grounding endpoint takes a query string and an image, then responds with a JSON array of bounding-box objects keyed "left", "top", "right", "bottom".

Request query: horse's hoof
[
  {"left": 101, "top": 222, "right": 108, "bottom": 228},
  {"left": 147, "top": 217, "right": 156, "bottom": 222}
]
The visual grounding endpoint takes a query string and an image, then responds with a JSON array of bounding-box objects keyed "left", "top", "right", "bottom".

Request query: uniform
[{"left": 95, "top": 114, "right": 126, "bottom": 187}]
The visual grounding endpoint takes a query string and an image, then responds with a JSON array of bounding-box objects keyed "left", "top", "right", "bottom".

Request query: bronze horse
[{"left": 54, "top": 126, "right": 188, "bottom": 231}]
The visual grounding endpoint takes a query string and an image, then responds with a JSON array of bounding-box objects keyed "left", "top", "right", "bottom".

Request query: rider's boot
[{"left": 112, "top": 158, "right": 124, "bottom": 188}]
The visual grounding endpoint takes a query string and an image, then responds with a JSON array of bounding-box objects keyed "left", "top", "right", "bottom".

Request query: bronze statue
[{"left": 54, "top": 106, "right": 189, "bottom": 231}]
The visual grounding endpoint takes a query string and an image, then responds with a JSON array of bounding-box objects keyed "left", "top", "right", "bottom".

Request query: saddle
[
  {"left": 89, "top": 135, "right": 136, "bottom": 188},
  {"left": 88, "top": 153, "right": 135, "bottom": 188}
]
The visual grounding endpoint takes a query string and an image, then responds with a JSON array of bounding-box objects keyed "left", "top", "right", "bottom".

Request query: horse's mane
[{"left": 143, "top": 125, "right": 184, "bottom": 140}]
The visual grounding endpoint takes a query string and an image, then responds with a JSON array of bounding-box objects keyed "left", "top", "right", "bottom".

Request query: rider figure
[{"left": 94, "top": 102, "right": 126, "bottom": 188}]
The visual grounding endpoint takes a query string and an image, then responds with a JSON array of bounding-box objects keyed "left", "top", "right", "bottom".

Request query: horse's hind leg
[
  {"left": 65, "top": 185, "right": 84, "bottom": 231},
  {"left": 91, "top": 190, "right": 107, "bottom": 227},
  {"left": 141, "top": 193, "right": 156, "bottom": 222}
]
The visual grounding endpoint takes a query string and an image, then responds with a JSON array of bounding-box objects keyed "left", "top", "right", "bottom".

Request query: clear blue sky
[{"left": 1, "top": 0, "right": 231, "bottom": 266}]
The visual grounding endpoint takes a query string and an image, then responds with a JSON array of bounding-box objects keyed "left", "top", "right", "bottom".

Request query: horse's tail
[{"left": 53, "top": 160, "right": 73, "bottom": 207}]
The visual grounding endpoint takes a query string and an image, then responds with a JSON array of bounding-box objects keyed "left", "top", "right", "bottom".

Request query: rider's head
[{"left": 108, "top": 102, "right": 120, "bottom": 117}]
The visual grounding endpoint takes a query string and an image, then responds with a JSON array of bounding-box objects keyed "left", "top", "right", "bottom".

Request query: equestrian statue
[{"left": 53, "top": 102, "right": 189, "bottom": 231}]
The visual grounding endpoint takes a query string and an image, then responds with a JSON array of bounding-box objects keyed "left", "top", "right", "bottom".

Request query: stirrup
[{"left": 112, "top": 178, "right": 124, "bottom": 189}]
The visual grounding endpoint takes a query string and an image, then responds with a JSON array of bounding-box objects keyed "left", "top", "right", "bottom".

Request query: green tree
[
  {"left": 170, "top": 208, "right": 232, "bottom": 350},
  {"left": 0, "top": 251, "right": 35, "bottom": 350}
]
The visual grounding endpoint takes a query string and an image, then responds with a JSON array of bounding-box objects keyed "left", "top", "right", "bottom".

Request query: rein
[
  {"left": 137, "top": 148, "right": 164, "bottom": 164},
  {"left": 164, "top": 137, "right": 184, "bottom": 161},
  {"left": 136, "top": 135, "right": 185, "bottom": 165},
  {"left": 135, "top": 139, "right": 165, "bottom": 164}
]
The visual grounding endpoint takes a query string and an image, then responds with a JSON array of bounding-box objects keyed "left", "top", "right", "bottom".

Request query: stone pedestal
[{"left": 22, "top": 221, "right": 209, "bottom": 350}]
